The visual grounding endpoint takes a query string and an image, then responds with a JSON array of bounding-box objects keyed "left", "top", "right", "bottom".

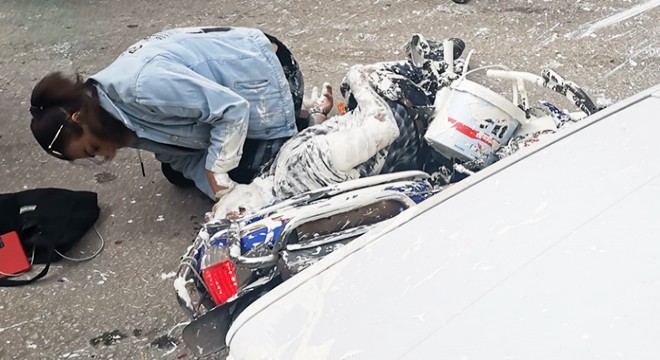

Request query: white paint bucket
[{"left": 424, "top": 78, "right": 526, "bottom": 168}]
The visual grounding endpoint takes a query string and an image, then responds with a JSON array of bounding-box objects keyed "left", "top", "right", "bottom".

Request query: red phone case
[{"left": 0, "top": 231, "right": 31, "bottom": 277}]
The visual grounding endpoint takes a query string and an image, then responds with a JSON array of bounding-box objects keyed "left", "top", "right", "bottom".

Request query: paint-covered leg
[
  {"left": 324, "top": 65, "right": 400, "bottom": 172},
  {"left": 345, "top": 65, "right": 398, "bottom": 125}
]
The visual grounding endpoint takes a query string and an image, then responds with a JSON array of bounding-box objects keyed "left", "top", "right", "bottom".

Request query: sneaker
[
  {"left": 425, "top": 38, "right": 466, "bottom": 63},
  {"left": 404, "top": 35, "right": 466, "bottom": 67},
  {"left": 405, "top": 34, "right": 431, "bottom": 68}
]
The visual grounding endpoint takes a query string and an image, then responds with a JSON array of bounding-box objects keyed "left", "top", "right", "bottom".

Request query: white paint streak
[
  {"left": 173, "top": 277, "right": 194, "bottom": 310},
  {"left": 0, "top": 318, "right": 39, "bottom": 333},
  {"left": 93, "top": 270, "right": 109, "bottom": 285},
  {"left": 496, "top": 215, "right": 549, "bottom": 235},
  {"left": 604, "top": 41, "right": 657, "bottom": 79},
  {"left": 533, "top": 23, "right": 560, "bottom": 52},
  {"left": 160, "top": 272, "right": 176, "bottom": 280},
  {"left": 567, "top": 0, "right": 660, "bottom": 39}
]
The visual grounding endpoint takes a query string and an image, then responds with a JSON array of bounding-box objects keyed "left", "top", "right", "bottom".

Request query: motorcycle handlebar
[{"left": 486, "top": 70, "right": 546, "bottom": 87}]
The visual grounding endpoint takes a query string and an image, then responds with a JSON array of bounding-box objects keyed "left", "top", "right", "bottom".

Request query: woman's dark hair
[
  {"left": 30, "top": 72, "right": 133, "bottom": 160},
  {"left": 29, "top": 72, "right": 86, "bottom": 159}
]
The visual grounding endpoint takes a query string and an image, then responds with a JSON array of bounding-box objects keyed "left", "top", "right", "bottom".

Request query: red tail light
[{"left": 202, "top": 259, "right": 238, "bottom": 305}]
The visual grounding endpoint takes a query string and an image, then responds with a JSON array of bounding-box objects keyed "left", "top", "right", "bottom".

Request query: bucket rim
[{"left": 450, "top": 79, "right": 526, "bottom": 122}]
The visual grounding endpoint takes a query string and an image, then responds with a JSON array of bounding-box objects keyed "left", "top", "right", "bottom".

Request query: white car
[{"left": 224, "top": 84, "right": 660, "bottom": 359}]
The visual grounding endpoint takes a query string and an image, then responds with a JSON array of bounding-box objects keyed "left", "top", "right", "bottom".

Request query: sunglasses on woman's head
[
  {"left": 46, "top": 107, "right": 70, "bottom": 159},
  {"left": 45, "top": 108, "right": 109, "bottom": 166}
]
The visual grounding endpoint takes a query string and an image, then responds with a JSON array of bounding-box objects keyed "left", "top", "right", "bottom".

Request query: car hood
[{"left": 227, "top": 85, "right": 660, "bottom": 360}]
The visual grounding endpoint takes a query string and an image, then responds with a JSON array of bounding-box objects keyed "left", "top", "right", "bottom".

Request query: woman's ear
[{"left": 71, "top": 111, "right": 81, "bottom": 123}]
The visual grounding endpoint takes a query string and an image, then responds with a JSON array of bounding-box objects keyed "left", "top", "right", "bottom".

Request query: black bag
[{"left": 0, "top": 188, "right": 100, "bottom": 286}]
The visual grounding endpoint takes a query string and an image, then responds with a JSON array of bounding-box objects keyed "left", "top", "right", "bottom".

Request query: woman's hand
[{"left": 206, "top": 170, "right": 234, "bottom": 199}]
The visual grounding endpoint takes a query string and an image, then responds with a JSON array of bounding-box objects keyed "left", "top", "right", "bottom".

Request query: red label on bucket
[{"left": 447, "top": 117, "right": 494, "bottom": 147}]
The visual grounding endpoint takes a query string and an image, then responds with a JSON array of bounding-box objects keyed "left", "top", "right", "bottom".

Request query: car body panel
[{"left": 227, "top": 85, "right": 660, "bottom": 359}]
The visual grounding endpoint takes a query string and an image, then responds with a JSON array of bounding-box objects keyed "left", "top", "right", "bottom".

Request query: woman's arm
[{"left": 135, "top": 59, "right": 250, "bottom": 195}]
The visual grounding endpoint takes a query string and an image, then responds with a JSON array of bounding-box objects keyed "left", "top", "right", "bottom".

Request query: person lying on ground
[
  {"left": 211, "top": 36, "right": 466, "bottom": 219},
  {"left": 29, "top": 26, "right": 317, "bottom": 200}
]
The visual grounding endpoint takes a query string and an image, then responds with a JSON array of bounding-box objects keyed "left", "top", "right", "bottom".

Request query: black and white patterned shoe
[
  {"left": 405, "top": 34, "right": 431, "bottom": 68},
  {"left": 404, "top": 34, "right": 465, "bottom": 67}
]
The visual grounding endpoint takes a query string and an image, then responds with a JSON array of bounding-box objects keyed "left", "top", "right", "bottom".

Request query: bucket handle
[
  {"left": 444, "top": 53, "right": 515, "bottom": 104},
  {"left": 486, "top": 70, "right": 545, "bottom": 114},
  {"left": 486, "top": 69, "right": 599, "bottom": 116}
]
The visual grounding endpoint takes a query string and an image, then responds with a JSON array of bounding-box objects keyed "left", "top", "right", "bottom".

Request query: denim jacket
[{"left": 90, "top": 26, "right": 297, "bottom": 197}]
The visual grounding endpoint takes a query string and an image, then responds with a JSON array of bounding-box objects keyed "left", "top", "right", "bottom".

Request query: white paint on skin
[
  {"left": 211, "top": 176, "right": 275, "bottom": 220},
  {"left": 213, "top": 172, "right": 236, "bottom": 196}
]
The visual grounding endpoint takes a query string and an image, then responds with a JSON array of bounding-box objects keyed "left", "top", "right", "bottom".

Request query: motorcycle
[
  {"left": 175, "top": 171, "right": 438, "bottom": 356},
  {"left": 173, "top": 36, "right": 601, "bottom": 357}
]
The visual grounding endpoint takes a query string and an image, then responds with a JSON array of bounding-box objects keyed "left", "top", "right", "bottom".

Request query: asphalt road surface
[{"left": 0, "top": 0, "right": 658, "bottom": 359}]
